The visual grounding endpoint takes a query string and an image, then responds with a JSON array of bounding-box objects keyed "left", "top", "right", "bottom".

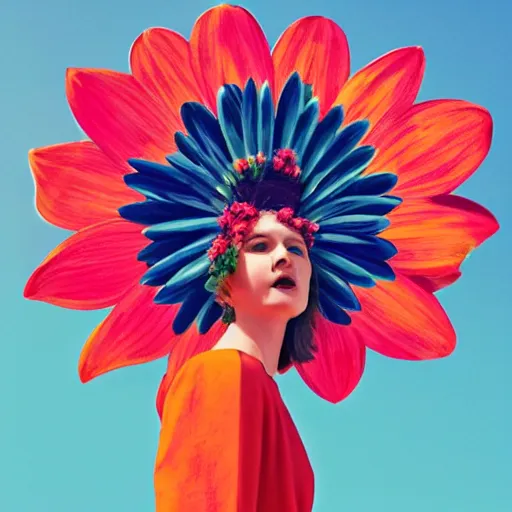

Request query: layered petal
[
  {"left": 352, "top": 272, "right": 456, "bottom": 359},
  {"left": 334, "top": 47, "right": 424, "bottom": 134},
  {"left": 130, "top": 28, "right": 203, "bottom": 119},
  {"left": 296, "top": 314, "right": 366, "bottom": 403},
  {"left": 28, "top": 141, "right": 141, "bottom": 231},
  {"left": 156, "top": 321, "right": 226, "bottom": 419},
  {"left": 384, "top": 195, "right": 499, "bottom": 289},
  {"left": 366, "top": 100, "right": 493, "bottom": 197},
  {"left": 24, "top": 218, "right": 147, "bottom": 309},
  {"left": 189, "top": 5, "right": 274, "bottom": 113},
  {"left": 79, "top": 284, "right": 181, "bottom": 383},
  {"left": 66, "top": 68, "right": 177, "bottom": 165},
  {"left": 272, "top": 16, "right": 349, "bottom": 117}
]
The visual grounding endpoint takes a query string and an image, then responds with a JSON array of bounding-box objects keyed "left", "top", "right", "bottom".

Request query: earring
[{"left": 221, "top": 304, "right": 235, "bottom": 325}]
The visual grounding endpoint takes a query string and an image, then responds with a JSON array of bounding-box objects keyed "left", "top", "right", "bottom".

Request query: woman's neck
[{"left": 212, "top": 314, "right": 287, "bottom": 377}]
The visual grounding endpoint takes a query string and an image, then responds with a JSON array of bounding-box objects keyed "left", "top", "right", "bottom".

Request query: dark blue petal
[
  {"left": 311, "top": 247, "right": 376, "bottom": 287},
  {"left": 141, "top": 235, "right": 213, "bottom": 286},
  {"left": 291, "top": 98, "right": 319, "bottom": 159},
  {"left": 174, "top": 132, "right": 202, "bottom": 166},
  {"left": 319, "top": 214, "right": 390, "bottom": 235},
  {"left": 306, "top": 195, "right": 402, "bottom": 223},
  {"left": 123, "top": 174, "right": 222, "bottom": 214},
  {"left": 301, "top": 146, "right": 375, "bottom": 207},
  {"left": 346, "top": 256, "right": 396, "bottom": 281},
  {"left": 180, "top": 102, "right": 234, "bottom": 180},
  {"left": 316, "top": 233, "right": 398, "bottom": 261},
  {"left": 127, "top": 158, "right": 223, "bottom": 206},
  {"left": 197, "top": 296, "right": 223, "bottom": 334},
  {"left": 225, "top": 84, "right": 243, "bottom": 104},
  {"left": 138, "top": 236, "right": 205, "bottom": 266},
  {"left": 273, "top": 72, "right": 304, "bottom": 150},
  {"left": 342, "top": 172, "right": 398, "bottom": 197},
  {"left": 217, "top": 85, "right": 245, "bottom": 159},
  {"left": 166, "top": 153, "right": 233, "bottom": 200},
  {"left": 317, "top": 294, "right": 352, "bottom": 325},
  {"left": 162, "top": 254, "right": 210, "bottom": 294},
  {"left": 300, "top": 105, "right": 344, "bottom": 182},
  {"left": 172, "top": 285, "right": 212, "bottom": 334},
  {"left": 258, "top": 82, "right": 275, "bottom": 159},
  {"left": 143, "top": 217, "right": 219, "bottom": 241},
  {"left": 315, "top": 267, "right": 361, "bottom": 311},
  {"left": 242, "top": 78, "right": 259, "bottom": 156},
  {"left": 119, "top": 200, "right": 208, "bottom": 226},
  {"left": 303, "top": 120, "right": 370, "bottom": 194}
]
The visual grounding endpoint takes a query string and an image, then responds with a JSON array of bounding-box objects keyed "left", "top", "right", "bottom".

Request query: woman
[
  {"left": 154, "top": 211, "right": 317, "bottom": 510},
  {"left": 24, "top": 4, "right": 498, "bottom": 512}
]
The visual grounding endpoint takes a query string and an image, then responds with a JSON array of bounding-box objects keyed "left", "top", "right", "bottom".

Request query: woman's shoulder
[{"left": 173, "top": 349, "right": 273, "bottom": 395}]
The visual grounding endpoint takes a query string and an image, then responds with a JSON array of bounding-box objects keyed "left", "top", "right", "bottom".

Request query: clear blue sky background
[{"left": 2, "top": 0, "right": 510, "bottom": 510}]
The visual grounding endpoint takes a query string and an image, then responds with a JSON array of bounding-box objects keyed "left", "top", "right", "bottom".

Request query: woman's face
[{"left": 225, "top": 212, "right": 312, "bottom": 321}]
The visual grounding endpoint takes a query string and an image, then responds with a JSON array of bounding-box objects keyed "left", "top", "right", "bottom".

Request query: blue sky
[{"left": 2, "top": 0, "right": 510, "bottom": 510}]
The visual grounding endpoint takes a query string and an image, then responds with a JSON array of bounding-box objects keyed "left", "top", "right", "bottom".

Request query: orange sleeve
[{"left": 153, "top": 351, "right": 262, "bottom": 512}]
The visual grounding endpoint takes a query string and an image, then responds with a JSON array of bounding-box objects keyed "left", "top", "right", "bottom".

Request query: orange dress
[{"left": 154, "top": 349, "right": 315, "bottom": 511}]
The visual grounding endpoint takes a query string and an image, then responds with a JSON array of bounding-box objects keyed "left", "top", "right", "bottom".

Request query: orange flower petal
[
  {"left": 79, "top": 284, "right": 182, "bottom": 383},
  {"left": 24, "top": 218, "right": 147, "bottom": 310},
  {"left": 335, "top": 47, "right": 424, "bottom": 134},
  {"left": 130, "top": 28, "right": 203, "bottom": 120},
  {"left": 353, "top": 272, "right": 456, "bottom": 359},
  {"left": 384, "top": 195, "right": 499, "bottom": 289},
  {"left": 295, "top": 314, "right": 365, "bottom": 404},
  {"left": 189, "top": 5, "right": 274, "bottom": 113},
  {"left": 156, "top": 322, "right": 226, "bottom": 419},
  {"left": 366, "top": 99, "right": 493, "bottom": 197},
  {"left": 66, "top": 68, "right": 178, "bottom": 165},
  {"left": 28, "top": 141, "right": 141, "bottom": 231},
  {"left": 272, "top": 16, "right": 349, "bottom": 117}
]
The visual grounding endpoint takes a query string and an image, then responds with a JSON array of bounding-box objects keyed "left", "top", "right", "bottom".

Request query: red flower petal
[
  {"left": 24, "top": 219, "right": 147, "bottom": 310},
  {"left": 366, "top": 99, "right": 493, "bottom": 197},
  {"left": 296, "top": 314, "right": 366, "bottom": 404},
  {"left": 189, "top": 5, "right": 274, "bottom": 113},
  {"left": 66, "top": 68, "right": 178, "bottom": 165},
  {"left": 130, "top": 28, "right": 203, "bottom": 120},
  {"left": 384, "top": 195, "right": 499, "bottom": 290},
  {"left": 156, "top": 322, "right": 226, "bottom": 419},
  {"left": 79, "top": 284, "right": 181, "bottom": 383},
  {"left": 272, "top": 16, "right": 349, "bottom": 117},
  {"left": 335, "top": 47, "right": 424, "bottom": 136},
  {"left": 28, "top": 141, "right": 141, "bottom": 231},
  {"left": 352, "top": 272, "right": 456, "bottom": 360}
]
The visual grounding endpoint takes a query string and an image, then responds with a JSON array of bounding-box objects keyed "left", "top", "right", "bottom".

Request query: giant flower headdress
[{"left": 24, "top": 5, "right": 498, "bottom": 411}]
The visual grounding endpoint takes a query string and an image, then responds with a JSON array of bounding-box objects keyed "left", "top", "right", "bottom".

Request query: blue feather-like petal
[
  {"left": 315, "top": 266, "right": 361, "bottom": 311},
  {"left": 143, "top": 217, "right": 219, "bottom": 241},
  {"left": 303, "top": 120, "right": 369, "bottom": 193},
  {"left": 342, "top": 172, "right": 398, "bottom": 197},
  {"left": 197, "top": 295, "right": 223, "bottom": 334},
  {"left": 119, "top": 200, "right": 208, "bottom": 226},
  {"left": 316, "top": 233, "right": 398, "bottom": 261},
  {"left": 307, "top": 195, "right": 402, "bottom": 223},
  {"left": 301, "top": 146, "right": 375, "bottom": 208},
  {"left": 311, "top": 247, "right": 376, "bottom": 288},
  {"left": 346, "top": 256, "right": 396, "bottom": 281},
  {"left": 317, "top": 294, "right": 352, "bottom": 325},
  {"left": 273, "top": 72, "right": 304, "bottom": 150},
  {"left": 300, "top": 106, "right": 344, "bottom": 182},
  {"left": 258, "top": 82, "right": 275, "bottom": 159},
  {"left": 163, "top": 254, "right": 210, "bottom": 293},
  {"left": 172, "top": 285, "right": 212, "bottom": 334},
  {"left": 141, "top": 235, "right": 213, "bottom": 286},
  {"left": 138, "top": 237, "right": 203, "bottom": 266},
  {"left": 242, "top": 78, "right": 259, "bottom": 156},
  {"left": 291, "top": 98, "right": 319, "bottom": 159},
  {"left": 217, "top": 85, "right": 246, "bottom": 159},
  {"left": 319, "top": 214, "right": 390, "bottom": 235}
]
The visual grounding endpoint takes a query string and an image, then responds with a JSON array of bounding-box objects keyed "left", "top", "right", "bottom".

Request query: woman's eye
[
  {"left": 288, "top": 245, "right": 304, "bottom": 256},
  {"left": 251, "top": 242, "right": 267, "bottom": 252}
]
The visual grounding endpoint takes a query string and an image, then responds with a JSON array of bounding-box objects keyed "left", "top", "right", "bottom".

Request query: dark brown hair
[{"left": 277, "top": 267, "right": 319, "bottom": 371}]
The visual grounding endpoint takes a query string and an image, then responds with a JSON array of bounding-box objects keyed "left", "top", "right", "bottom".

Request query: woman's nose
[{"left": 273, "top": 245, "right": 292, "bottom": 269}]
